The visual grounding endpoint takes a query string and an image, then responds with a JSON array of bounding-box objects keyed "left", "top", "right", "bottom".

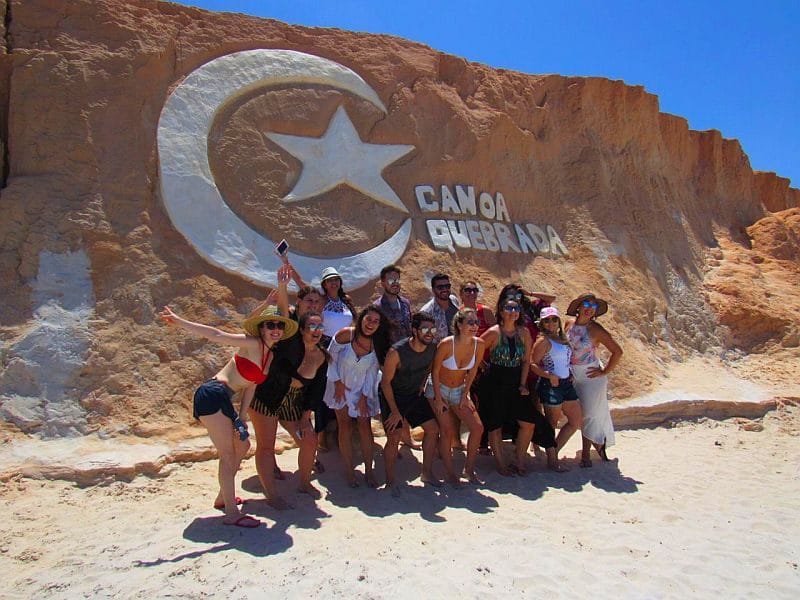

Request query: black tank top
[{"left": 391, "top": 338, "right": 436, "bottom": 398}]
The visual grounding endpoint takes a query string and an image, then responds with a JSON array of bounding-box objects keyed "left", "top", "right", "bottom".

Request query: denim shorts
[
  {"left": 536, "top": 376, "right": 579, "bottom": 406},
  {"left": 425, "top": 381, "right": 466, "bottom": 406}
]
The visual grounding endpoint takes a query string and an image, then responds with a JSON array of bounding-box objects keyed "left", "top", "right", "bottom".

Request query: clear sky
[{"left": 174, "top": 0, "right": 798, "bottom": 188}]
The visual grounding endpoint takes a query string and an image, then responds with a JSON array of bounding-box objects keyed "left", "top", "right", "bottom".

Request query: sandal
[{"left": 580, "top": 458, "right": 592, "bottom": 468}]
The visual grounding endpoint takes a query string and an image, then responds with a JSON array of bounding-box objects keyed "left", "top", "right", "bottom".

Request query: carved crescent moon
[{"left": 157, "top": 49, "right": 411, "bottom": 288}]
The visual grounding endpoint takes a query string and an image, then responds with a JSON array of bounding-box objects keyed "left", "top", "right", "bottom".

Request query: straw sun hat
[{"left": 242, "top": 305, "right": 298, "bottom": 339}]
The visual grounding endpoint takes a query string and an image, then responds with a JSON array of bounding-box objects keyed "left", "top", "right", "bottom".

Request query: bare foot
[
  {"left": 273, "top": 466, "right": 286, "bottom": 481},
  {"left": 496, "top": 466, "right": 514, "bottom": 477},
  {"left": 313, "top": 459, "right": 325, "bottom": 474},
  {"left": 346, "top": 472, "right": 360, "bottom": 488},
  {"left": 365, "top": 473, "right": 379, "bottom": 488},
  {"left": 421, "top": 475, "right": 443, "bottom": 487},
  {"left": 548, "top": 462, "right": 568, "bottom": 473},
  {"left": 580, "top": 458, "right": 592, "bottom": 468},
  {"left": 514, "top": 463, "right": 527, "bottom": 476},
  {"left": 297, "top": 482, "right": 322, "bottom": 499}
]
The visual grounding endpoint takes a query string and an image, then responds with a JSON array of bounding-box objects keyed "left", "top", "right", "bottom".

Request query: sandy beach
[{"left": 2, "top": 401, "right": 798, "bottom": 599}]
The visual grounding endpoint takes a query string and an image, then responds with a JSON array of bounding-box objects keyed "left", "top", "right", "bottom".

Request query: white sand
[{"left": 2, "top": 403, "right": 799, "bottom": 599}]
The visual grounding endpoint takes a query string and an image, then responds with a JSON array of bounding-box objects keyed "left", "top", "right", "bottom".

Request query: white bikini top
[{"left": 442, "top": 338, "right": 477, "bottom": 371}]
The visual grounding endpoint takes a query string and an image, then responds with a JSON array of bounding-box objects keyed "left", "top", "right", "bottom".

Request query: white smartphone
[{"left": 274, "top": 239, "right": 289, "bottom": 258}]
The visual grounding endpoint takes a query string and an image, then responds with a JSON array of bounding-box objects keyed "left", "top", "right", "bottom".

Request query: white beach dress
[
  {"left": 568, "top": 324, "right": 615, "bottom": 447},
  {"left": 323, "top": 336, "right": 380, "bottom": 418}
]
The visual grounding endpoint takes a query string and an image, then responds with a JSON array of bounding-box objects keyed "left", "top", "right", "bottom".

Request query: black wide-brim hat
[{"left": 566, "top": 293, "right": 609, "bottom": 317}]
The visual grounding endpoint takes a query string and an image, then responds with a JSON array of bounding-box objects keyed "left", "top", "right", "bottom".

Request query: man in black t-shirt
[{"left": 380, "top": 312, "right": 444, "bottom": 495}]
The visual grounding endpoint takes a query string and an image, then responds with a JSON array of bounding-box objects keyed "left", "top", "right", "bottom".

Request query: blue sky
[{"left": 175, "top": 0, "right": 798, "bottom": 188}]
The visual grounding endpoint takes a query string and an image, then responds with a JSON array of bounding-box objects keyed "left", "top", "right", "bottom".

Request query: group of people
[{"left": 160, "top": 262, "right": 622, "bottom": 528}]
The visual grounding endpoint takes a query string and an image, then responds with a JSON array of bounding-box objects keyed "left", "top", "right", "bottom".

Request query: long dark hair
[
  {"left": 496, "top": 284, "right": 526, "bottom": 328},
  {"left": 323, "top": 278, "right": 356, "bottom": 316},
  {"left": 355, "top": 305, "right": 392, "bottom": 365}
]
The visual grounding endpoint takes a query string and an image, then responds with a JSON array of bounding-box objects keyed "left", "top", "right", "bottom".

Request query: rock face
[{"left": 0, "top": 0, "right": 798, "bottom": 441}]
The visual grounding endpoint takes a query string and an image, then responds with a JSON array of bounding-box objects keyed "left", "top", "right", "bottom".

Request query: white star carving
[{"left": 265, "top": 105, "right": 414, "bottom": 214}]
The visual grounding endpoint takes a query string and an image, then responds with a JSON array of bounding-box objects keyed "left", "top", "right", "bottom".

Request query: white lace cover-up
[{"left": 323, "top": 336, "right": 380, "bottom": 418}]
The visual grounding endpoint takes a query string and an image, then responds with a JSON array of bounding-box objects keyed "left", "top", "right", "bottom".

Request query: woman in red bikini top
[{"left": 159, "top": 303, "right": 297, "bottom": 527}]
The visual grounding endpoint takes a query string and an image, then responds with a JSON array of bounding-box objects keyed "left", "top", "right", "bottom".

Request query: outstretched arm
[
  {"left": 519, "top": 288, "right": 556, "bottom": 304},
  {"left": 159, "top": 305, "right": 252, "bottom": 349}
]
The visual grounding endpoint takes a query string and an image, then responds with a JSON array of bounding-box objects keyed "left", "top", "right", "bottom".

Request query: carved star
[{"left": 265, "top": 105, "right": 414, "bottom": 214}]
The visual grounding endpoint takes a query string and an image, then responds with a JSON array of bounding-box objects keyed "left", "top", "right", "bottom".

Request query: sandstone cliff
[{"left": 0, "top": 0, "right": 797, "bottom": 442}]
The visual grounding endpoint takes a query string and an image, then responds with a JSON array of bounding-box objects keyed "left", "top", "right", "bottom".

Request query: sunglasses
[
  {"left": 385, "top": 277, "right": 401, "bottom": 285},
  {"left": 418, "top": 326, "right": 436, "bottom": 335},
  {"left": 435, "top": 283, "right": 451, "bottom": 290},
  {"left": 503, "top": 305, "right": 521, "bottom": 313},
  {"left": 262, "top": 321, "right": 286, "bottom": 331},
  {"left": 582, "top": 300, "right": 599, "bottom": 310},
  {"left": 462, "top": 287, "right": 479, "bottom": 294},
  {"left": 463, "top": 319, "right": 480, "bottom": 326},
  {"left": 541, "top": 317, "right": 559, "bottom": 324},
  {"left": 306, "top": 323, "right": 324, "bottom": 332}
]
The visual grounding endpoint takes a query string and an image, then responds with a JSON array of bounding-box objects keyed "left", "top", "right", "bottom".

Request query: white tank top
[{"left": 542, "top": 339, "right": 572, "bottom": 379}]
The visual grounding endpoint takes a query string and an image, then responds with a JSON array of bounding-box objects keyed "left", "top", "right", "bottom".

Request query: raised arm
[
  {"left": 286, "top": 260, "right": 307, "bottom": 289},
  {"left": 159, "top": 306, "right": 253, "bottom": 349},
  {"left": 519, "top": 288, "right": 556, "bottom": 304}
]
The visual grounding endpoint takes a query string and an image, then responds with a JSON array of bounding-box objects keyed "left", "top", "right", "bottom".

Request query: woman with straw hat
[
  {"left": 159, "top": 304, "right": 297, "bottom": 527},
  {"left": 250, "top": 310, "right": 330, "bottom": 501},
  {"left": 565, "top": 293, "right": 623, "bottom": 466}
]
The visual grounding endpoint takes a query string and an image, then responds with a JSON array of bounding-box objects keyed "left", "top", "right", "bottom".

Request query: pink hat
[{"left": 539, "top": 306, "right": 560, "bottom": 320}]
